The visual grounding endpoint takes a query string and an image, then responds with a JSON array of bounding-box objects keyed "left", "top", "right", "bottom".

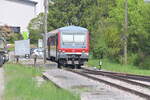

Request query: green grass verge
[
  {"left": 4, "top": 64, "right": 80, "bottom": 100},
  {"left": 88, "top": 59, "right": 150, "bottom": 76}
]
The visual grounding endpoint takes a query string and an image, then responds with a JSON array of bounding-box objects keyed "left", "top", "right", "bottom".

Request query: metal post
[
  {"left": 124, "top": 0, "right": 128, "bottom": 64},
  {"left": 16, "top": 56, "right": 19, "bottom": 63},
  {"left": 34, "top": 55, "right": 37, "bottom": 67},
  {"left": 43, "top": 0, "right": 48, "bottom": 64}
]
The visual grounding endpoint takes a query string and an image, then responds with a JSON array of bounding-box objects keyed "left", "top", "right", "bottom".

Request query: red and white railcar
[{"left": 46, "top": 26, "right": 89, "bottom": 68}]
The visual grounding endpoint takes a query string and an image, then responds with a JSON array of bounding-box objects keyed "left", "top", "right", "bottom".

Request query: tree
[
  {"left": 28, "top": 0, "right": 150, "bottom": 68},
  {"left": 28, "top": 13, "right": 44, "bottom": 43},
  {"left": 48, "top": 0, "right": 113, "bottom": 57},
  {"left": 107, "top": 0, "right": 150, "bottom": 66},
  {"left": 0, "top": 25, "right": 13, "bottom": 40}
]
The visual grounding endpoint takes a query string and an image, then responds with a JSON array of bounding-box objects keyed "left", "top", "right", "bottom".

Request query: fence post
[{"left": 16, "top": 56, "right": 19, "bottom": 63}]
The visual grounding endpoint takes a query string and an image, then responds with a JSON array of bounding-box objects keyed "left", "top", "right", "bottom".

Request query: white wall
[{"left": 0, "top": 0, "right": 36, "bottom": 32}]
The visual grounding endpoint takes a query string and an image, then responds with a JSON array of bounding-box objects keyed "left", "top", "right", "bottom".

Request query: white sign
[
  {"left": 38, "top": 39, "right": 43, "bottom": 48},
  {"left": 15, "top": 40, "right": 30, "bottom": 56}
]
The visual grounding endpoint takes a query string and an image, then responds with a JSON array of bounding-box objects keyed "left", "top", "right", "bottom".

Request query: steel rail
[
  {"left": 82, "top": 70, "right": 150, "bottom": 88},
  {"left": 66, "top": 69, "right": 150, "bottom": 100},
  {"left": 85, "top": 68, "right": 150, "bottom": 78},
  {"left": 82, "top": 68, "right": 150, "bottom": 82}
]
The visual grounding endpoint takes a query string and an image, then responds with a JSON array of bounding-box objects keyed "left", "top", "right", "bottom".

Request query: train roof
[
  {"left": 59, "top": 25, "right": 88, "bottom": 33},
  {"left": 46, "top": 26, "right": 88, "bottom": 39}
]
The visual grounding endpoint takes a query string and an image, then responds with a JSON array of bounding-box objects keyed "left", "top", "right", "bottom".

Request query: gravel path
[{"left": 0, "top": 67, "right": 4, "bottom": 100}]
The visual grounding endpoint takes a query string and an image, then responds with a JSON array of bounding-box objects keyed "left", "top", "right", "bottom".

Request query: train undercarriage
[{"left": 56, "top": 53, "right": 88, "bottom": 69}]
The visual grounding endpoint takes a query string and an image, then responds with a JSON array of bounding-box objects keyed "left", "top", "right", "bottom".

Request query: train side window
[
  {"left": 50, "top": 36, "right": 54, "bottom": 46},
  {"left": 50, "top": 36, "right": 57, "bottom": 46},
  {"left": 55, "top": 35, "right": 58, "bottom": 46},
  {"left": 48, "top": 38, "right": 51, "bottom": 46}
]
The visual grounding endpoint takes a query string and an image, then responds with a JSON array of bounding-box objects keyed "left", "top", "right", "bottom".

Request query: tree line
[{"left": 28, "top": 0, "right": 150, "bottom": 69}]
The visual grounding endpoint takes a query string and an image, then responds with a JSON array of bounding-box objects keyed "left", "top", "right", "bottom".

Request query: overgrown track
[
  {"left": 65, "top": 68, "right": 150, "bottom": 100},
  {"left": 82, "top": 68, "right": 150, "bottom": 82}
]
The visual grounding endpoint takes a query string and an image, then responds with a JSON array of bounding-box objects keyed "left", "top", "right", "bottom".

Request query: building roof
[
  {"left": 8, "top": 0, "right": 38, "bottom": 4},
  {"left": 23, "top": 0, "right": 38, "bottom": 4}
]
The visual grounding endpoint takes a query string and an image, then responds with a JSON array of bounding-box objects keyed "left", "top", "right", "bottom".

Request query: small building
[{"left": 0, "top": 0, "right": 38, "bottom": 33}]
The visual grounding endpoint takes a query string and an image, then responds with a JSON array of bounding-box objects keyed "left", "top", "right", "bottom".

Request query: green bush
[
  {"left": 92, "top": 47, "right": 106, "bottom": 59},
  {"left": 128, "top": 53, "right": 138, "bottom": 65},
  {"left": 9, "top": 33, "right": 22, "bottom": 43},
  {"left": 139, "top": 56, "right": 150, "bottom": 69}
]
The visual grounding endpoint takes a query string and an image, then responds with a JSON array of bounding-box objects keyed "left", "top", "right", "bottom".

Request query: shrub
[
  {"left": 128, "top": 53, "right": 138, "bottom": 65},
  {"left": 139, "top": 56, "right": 150, "bottom": 69},
  {"left": 92, "top": 47, "right": 106, "bottom": 59}
]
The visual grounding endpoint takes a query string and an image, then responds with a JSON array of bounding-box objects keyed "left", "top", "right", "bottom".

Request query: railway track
[
  {"left": 82, "top": 69, "right": 150, "bottom": 88},
  {"left": 82, "top": 68, "right": 150, "bottom": 82},
  {"left": 65, "top": 68, "right": 150, "bottom": 100}
]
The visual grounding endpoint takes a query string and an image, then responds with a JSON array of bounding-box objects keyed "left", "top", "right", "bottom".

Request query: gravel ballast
[
  {"left": 44, "top": 68, "right": 145, "bottom": 100},
  {"left": 88, "top": 74, "right": 150, "bottom": 96}
]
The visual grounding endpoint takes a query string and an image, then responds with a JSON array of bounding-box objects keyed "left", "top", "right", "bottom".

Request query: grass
[
  {"left": 7, "top": 47, "right": 14, "bottom": 51},
  {"left": 4, "top": 64, "right": 80, "bottom": 100},
  {"left": 7, "top": 44, "right": 15, "bottom": 51},
  {"left": 88, "top": 59, "right": 150, "bottom": 76}
]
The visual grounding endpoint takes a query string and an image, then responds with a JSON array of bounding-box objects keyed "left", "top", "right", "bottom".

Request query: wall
[{"left": 0, "top": 0, "right": 36, "bottom": 32}]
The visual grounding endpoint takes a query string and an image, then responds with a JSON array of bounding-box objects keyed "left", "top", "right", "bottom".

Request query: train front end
[{"left": 57, "top": 26, "right": 89, "bottom": 68}]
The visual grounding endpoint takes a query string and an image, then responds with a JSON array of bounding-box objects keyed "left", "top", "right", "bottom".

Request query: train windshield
[
  {"left": 61, "top": 32, "right": 86, "bottom": 48},
  {"left": 74, "top": 34, "right": 85, "bottom": 43},
  {"left": 62, "top": 34, "right": 74, "bottom": 43}
]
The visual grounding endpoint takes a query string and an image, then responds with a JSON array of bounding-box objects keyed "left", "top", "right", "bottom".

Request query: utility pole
[
  {"left": 43, "top": 0, "right": 48, "bottom": 64},
  {"left": 123, "top": 0, "right": 128, "bottom": 64}
]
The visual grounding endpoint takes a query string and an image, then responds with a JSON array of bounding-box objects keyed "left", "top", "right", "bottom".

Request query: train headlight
[
  {"left": 82, "top": 50, "right": 85, "bottom": 53},
  {"left": 86, "top": 53, "right": 89, "bottom": 56},
  {"left": 59, "top": 50, "right": 62, "bottom": 52}
]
